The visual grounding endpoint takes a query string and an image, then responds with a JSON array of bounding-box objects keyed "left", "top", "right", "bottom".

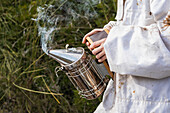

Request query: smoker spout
[{"left": 48, "top": 48, "right": 82, "bottom": 65}]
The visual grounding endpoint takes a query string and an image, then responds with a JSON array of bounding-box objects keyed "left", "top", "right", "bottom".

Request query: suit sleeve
[
  {"left": 103, "top": 21, "right": 117, "bottom": 31},
  {"left": 104, "top": 1, "right": 170, "bottom": 79}
]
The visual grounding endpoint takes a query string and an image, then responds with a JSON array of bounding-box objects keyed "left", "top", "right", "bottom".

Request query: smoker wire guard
[{"left": 54, "top": 47, "right": 109, "bottom": 100}]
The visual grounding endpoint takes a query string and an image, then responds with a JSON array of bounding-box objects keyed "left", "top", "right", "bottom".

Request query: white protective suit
[{"left": 94, "top": 0, "right": 170, "bottom": 113}]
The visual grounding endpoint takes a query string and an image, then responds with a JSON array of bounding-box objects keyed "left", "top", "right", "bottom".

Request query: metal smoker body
[{"left": 48, "top": 47, "right": 109, "bottom": 100}]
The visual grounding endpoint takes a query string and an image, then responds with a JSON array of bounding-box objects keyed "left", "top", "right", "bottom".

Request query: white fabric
[
  {"left": 105, "top": 24, "right": 170, "bottom": 79},
  {"left": 94, "top": 80, "right": 115, "bottom": 113},
  {"left": 94, "top": 0, "right": 170, "bottom": 112}
]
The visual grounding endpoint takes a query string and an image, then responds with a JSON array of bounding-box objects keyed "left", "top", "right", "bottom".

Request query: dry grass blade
[
  {"left": 13, "top": 83, "right": 63, "bottom": 96},
  {"left": 42, "top": 77, "right": 61, "bottom": 104},
  {"left": 20, "top": 89, "right": 35, "bottom": 104},
  {"left": 20, "top": 68, "right": 46, "bottom": 75}
]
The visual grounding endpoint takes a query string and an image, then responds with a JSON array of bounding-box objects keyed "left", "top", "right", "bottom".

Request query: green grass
[{"left": 0, "top": 0, "right": 116, "bottom": 112}]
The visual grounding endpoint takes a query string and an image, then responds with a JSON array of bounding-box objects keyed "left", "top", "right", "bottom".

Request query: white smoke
[{"left": 33, "top": 0, "right": 100, "bottom": 54}]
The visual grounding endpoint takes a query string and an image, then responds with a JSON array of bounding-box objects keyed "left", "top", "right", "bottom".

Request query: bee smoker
[{"left": 48, "top": 47, "right": 109, "bottom": 100}]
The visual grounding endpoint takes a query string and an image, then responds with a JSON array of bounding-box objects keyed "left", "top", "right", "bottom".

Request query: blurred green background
[{"left": 0, "top": 0, "right": 116, "bottom": 112}]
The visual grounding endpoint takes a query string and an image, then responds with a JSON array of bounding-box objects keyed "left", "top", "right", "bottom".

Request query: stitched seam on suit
[{"left": 116, "top": 96, "right": 170, "bottom": 104}]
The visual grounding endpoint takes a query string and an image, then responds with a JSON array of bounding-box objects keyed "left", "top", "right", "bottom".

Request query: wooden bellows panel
[{"left": 86, "top": 29, "right": 114, "bottom": 79}]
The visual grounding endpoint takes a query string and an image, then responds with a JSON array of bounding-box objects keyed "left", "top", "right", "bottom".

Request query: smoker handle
[
  {"left": 55, "top": 66, "right": 64, "bottom": 77},
  {"left": 86, "top": 29, "right": 114, "bottom": 79}
]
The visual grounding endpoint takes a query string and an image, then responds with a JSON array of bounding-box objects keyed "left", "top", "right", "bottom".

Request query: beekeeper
[{"left": 82, "top": 0, "right": 170, "bottom": 112}]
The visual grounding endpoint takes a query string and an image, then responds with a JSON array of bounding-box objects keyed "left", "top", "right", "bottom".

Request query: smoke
[{"left": 32, "top": 0, "right": 100, "bottom": 54}]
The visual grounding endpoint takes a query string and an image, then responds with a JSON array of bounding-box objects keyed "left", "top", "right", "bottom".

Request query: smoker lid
[{"left": 48, "top": 47, "right": 85, "bottom": 66}]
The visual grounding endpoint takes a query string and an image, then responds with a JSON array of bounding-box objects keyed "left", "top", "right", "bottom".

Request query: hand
[
  {"left": 90, "top": 38, "right": 107, "bottom": 62},
  {"left": 82, "top": 29, "right": 104, "bottom": 50}
]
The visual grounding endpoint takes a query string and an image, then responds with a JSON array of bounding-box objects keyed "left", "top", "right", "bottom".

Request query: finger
[
  {"left": 86, "top": 42, "right": 90, "bottom": 46},
  {"left": 90, "top": 38, "right": 106, "bottom": 50},
  {"left": 82, "top": 29, "right": 103, "bottom": 44},
  {"left": 96, "top": 50, "right": 105, "bottom": 59},
  {"left": 86, "top": 42, "right": 92, "bottom": 51},
  {"left": 92, "top": 45, "right": 103, "bottom": 55},
  {"left": 98, "top": 55, "right": 107, "bottom": 63}
]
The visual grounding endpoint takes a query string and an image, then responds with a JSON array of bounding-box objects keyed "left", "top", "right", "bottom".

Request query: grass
[{"left": 0, "top": 0, "right": 117, "bottom": 112}]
